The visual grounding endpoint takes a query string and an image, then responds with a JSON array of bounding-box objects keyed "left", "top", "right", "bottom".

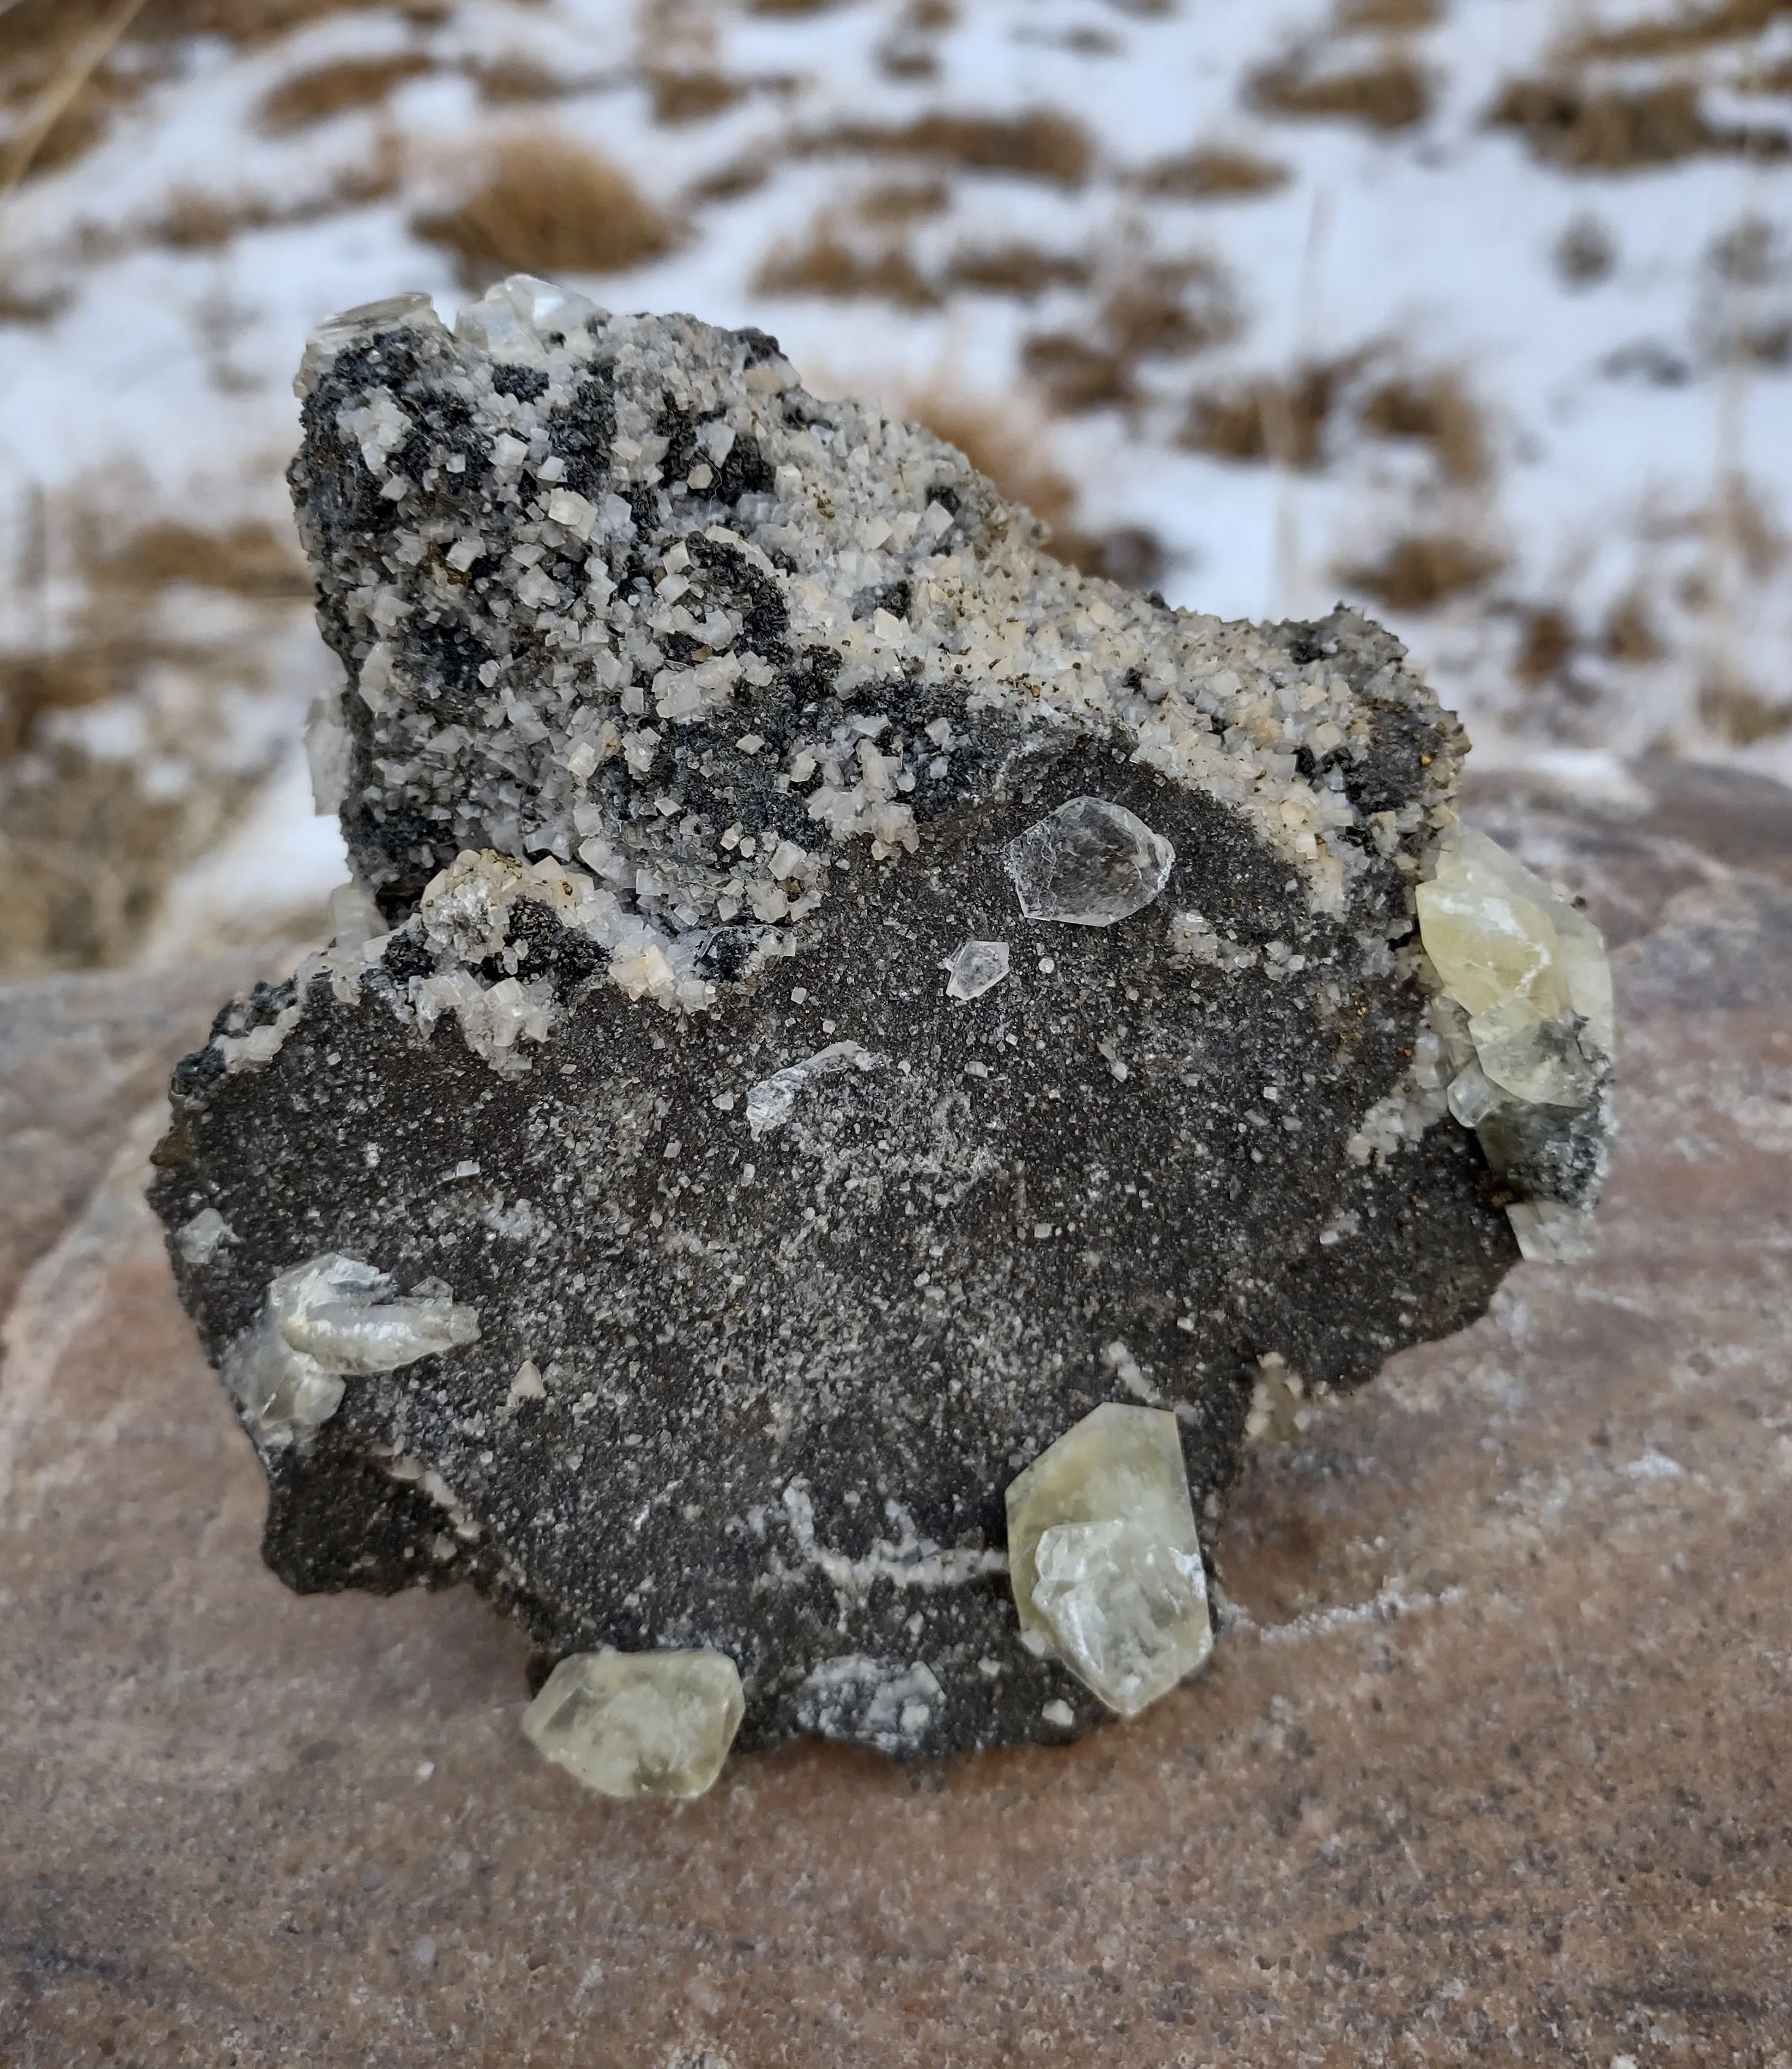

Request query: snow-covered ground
[{"left": 1, "top": 0, "right": 1788, "bottom": 965}]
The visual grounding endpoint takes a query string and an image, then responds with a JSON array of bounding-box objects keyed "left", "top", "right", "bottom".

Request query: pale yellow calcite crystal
[
  {"left": 1416, "top": 824, "right": 1615, "bottom": 1263},
  {"left": 521, "top": 1647, "right": 744, "bottom": 1800},
  {"left": 1005, "top": 1402, "right": 1212, "bottom": 1718},
  {"left": 1416, "top": 825, "right": 1613, "bottom": 1104}
]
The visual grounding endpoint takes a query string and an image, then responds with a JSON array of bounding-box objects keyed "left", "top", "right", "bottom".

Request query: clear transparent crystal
[
  {"left": 942, "top": 938, "right": 1011, "bottom": 1000},
  {"left": 1506, "top": 1197, "right": 1597, "bottom": 1262},
  {"left": 745, "top": 1040, "right": 873, "bottom": 1138},
  {"left": 1005, "top": 1402, "right": 1211, "bottom": 1717},
  {"left": 521, "top": 1648, "right": 744, "bottom": 1800},
  {"left": 1005, "top": 797, "right": 1175, "bottom": 928}
]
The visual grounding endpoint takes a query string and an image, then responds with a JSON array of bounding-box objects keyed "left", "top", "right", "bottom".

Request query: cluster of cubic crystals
[
  {"left": 1005, "top": 1403, "right": 1212, "bottom": 1718},
  {"left": 222, "top": 1254, "right": 480, "bottom": 1450},
  {"left": 1416, "top": 826, "right": 1616, "bottom": 1261},
  {"left": 1005, "top": 798, "right": 1176, "bottom": 928},
  {"left": 521, "top": 1647, "right": 745, "bottom": 1800}
]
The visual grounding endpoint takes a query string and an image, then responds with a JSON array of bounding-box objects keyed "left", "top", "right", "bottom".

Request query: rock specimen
[{"left": 149, "top": 275, "right": 1614, "bottom": 1772}]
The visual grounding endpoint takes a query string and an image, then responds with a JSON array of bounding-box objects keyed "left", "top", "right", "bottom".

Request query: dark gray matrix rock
[{"left": 151, "top": 276, "right": 1536, "bottom": 1756}]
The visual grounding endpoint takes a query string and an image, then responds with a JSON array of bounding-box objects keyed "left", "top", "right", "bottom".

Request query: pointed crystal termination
[
  {"left": 942, "top": 938, "right": 1011, "bottom": 1000},
  {"left": 1005, "top": 1402, "right": 1212, "bottom": 1718},
  {"left": 222, "top": 1254, "right": 480, "bottom": 1451},
  {"left": 1416, "top": 825, "right": 1615, "bottom": 1262},
  {"left": 521, "top": 1648, "right": 745, "bottom": 1800},
  {"left": 1005, "top": 797, "right": 1175, "bottom": 928}
]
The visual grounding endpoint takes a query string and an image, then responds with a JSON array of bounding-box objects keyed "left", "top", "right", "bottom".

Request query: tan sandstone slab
[{"left": 1, "top": 762, "right": 1789, "bottom": 2067}]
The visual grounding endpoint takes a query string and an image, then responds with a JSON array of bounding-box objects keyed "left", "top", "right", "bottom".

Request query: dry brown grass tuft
[
  {"left": 857, "top": 177, "right": 950, "bottom": 223},
  {"left": 1101, "top": 257, "right": 1236, "bottom": 359},
  {"left": 1336, "top": 0, "right": 1437, "bottom": 24},
  {"left": 0, "top": 508, "right": 310, "bottom": 971},
  {"left": 473, "top": 54, "right": 567, "bottom": 105},
  {"left": 946, "top": 242, "right": 1090, "bottom": 296},
  {"left": 1021, "top": 334, "right": 1134, "bottom": 413},
  {"left": 1135, "top": 145, "right": 1290, "bottom": 197},
  {"left": 1604, "top": 592, "right": 1662, "bottom": 662},
  {"left": 1489, "top": 75, "right": 1785, "bottom": 168},
  {"left": 649, "top": 69, "right": 744, "bottom": 124},
  {"left": 754, "top": 214, "right": 938, "bottom": 306},
  {"left": 415, "top": 137, "right": 680, "bottom": 286},
  {"left": 1180, "top": 358, "right": 1358, "bottom": 466},
  {"left": 256, "top": 51, "right": 432, "bottom": 134},
  {"left": 1026, "top": 251, "right": 1239, "bottom": 413},
  {"left": 1568, "top": 0, "right": 1791, "bottom": 60},
  {"left": 155, "top": 159, "right": 396, "bottom": 248},
  {"left": 1514, "top": 604, "right": 1576, "bottom": 683},
  {"left": 800, "top": 108, "right": 1094, "bottom": 185},
  {"left": 1253, "top": 52, "right": 1431, "bottom": 130},
  {"left": 1359, "top": 369, "right": 1487, "bottom": 482},
  {"left": 1699, "top": 676, "right": 1792, "bottom": 742},
  {"left": 1342, "top": 531, "right": 1503, "bottom": 610},
  {"left": 1, "top": 0, "right": 398, "bottom": 56},
  {"left": 100, "top": 518, "right": 309, "bottom": 598}
]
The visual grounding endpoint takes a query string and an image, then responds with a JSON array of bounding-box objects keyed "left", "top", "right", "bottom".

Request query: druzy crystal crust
[{"left": 150, "top": 274, "right": 1614, "bottom": 1769}]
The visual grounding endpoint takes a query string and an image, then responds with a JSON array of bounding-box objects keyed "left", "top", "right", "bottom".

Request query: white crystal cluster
[
  {"left": 297, "top": 275, "right": 1462, "bottom": 1047},
  {"left": 222, "top": 1253, "right": 479, "bottom": 1450},
  {"left": 521, "top": 1647, "right": 744, "bottom": 1800},
  {"left": 1005, "top": 1402, "right": 1212, "bottom": 1718},
  {"left": 1416, "top": 826, "right": 1615, "bottom": 1258}
]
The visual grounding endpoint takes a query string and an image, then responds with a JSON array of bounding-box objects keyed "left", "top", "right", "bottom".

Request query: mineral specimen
[
  {"left": 1005, "top": 1403, "right": 1211, "bottom": 1717},
  {"left": 149, "top": 274, "right": 1615, "bottom": 1772},
  {"left": 522, "top": 1647, "right": 744, "bottom": 1800}
]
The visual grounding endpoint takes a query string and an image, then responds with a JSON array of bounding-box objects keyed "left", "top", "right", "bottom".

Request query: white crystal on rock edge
[
  {"left": 1005, "top": 1402, "right": 1212, "bottom": 1718},
  {"left": 521, "top": 1647, "right": 744, "bottom": 1800},
  {"left": 1506, "top": 1198, "right": 1598, "bottom": 1263},
  {"left": 223, "top": 1254, "right": 479, "bottom": 1450},
  {"left": 1416, "top": 825, "right": 1613, "bottom": 1104},
  {"left": 942, "top": 938, "right": 1011, "bottom": 1000},
  {"left": 175, "top": 1206, "right": 233, "bottom": 1264},
  {"left": 1005, "top": 798, "right": 1176, "bottom": 928}
]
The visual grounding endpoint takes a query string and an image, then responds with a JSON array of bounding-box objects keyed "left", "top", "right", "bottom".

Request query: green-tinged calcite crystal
[
  {"left": 1417, "top": 826, "right": 1615, "bottom": 1261},
  {"left": 521, "top": 1648, "right": 745, "bottom": 1800},
  {"left": 1005, "top": 1403, "right": 1211, "bottom": 1718}
]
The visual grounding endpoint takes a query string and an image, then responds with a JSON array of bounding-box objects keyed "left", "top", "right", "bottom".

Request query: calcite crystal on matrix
[{"left": 149, "top": 275, "right": 1614, "bottom": 1770}]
